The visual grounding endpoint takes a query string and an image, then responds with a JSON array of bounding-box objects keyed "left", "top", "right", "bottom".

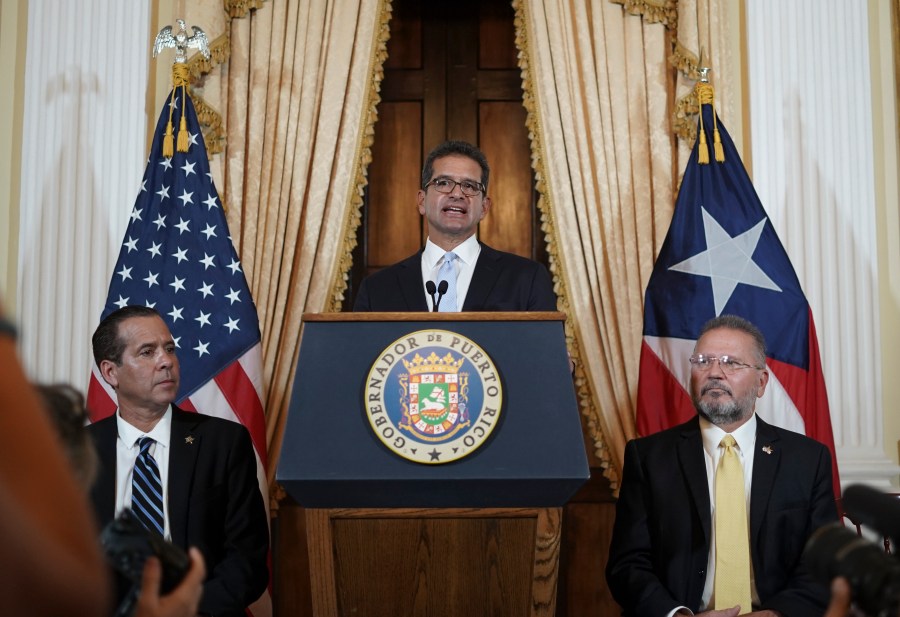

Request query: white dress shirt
[
  {"left": 114, "top": 406, "right": 173, "bottom": 540},
  {"left": 420, "top": 235, "right": 481, "bottom": 311}
]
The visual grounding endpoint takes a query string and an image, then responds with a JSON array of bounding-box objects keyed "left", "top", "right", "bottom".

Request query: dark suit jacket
[
  {"left": 88, "top": 408, "right": 269, "bottom": 617},
  {"left": 605, "top": 415, "right": 837, "bottom": 617},
  {"left": 353, "top": 243, "right": 557, "bottom": 311}
]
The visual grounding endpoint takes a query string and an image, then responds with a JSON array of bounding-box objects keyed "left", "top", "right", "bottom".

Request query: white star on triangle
[
  {"left": 169, "top": 276, "right": 186, "bottom": 293},
  {"left": 201, "top": 224, "right": 217, "bottom": 240},
  {"left": 147, "top": 242, "right": 162, "bottom": 258},
  {"left": 114, "top": 295, "right": 130, "bottom": 309},
  {"left": 172, "top": 247, "right": 188, "bottom": 263},
  {"left": 168, "top": 306, "right": 184, "bottom": 322},
  {"left": 181, "top": 160, "right": 196, "bottom": 177},
  {"left": 178, "top": 189, "right": 194, "bottom": 207},
  {"left": 225, "top": 288, "right": 241, "bottom": 305},
  {"left": 175, "top": 218, "right": 190, "bottom": 234},
  {"left": 227, "top": 259, "right": 242, "bottom": 275},
  {"left": 203, "top": 194, "right": 219, "bottom": 210},
  {"left": 124, "top": 236, "right": 138, "bottom": 253},
  {"left": 157, "top": 184, "right": 170, "bottom": 201},
  {"left": 117, "top": 265, "right": 132, "bottom": 281},
  {"left": 159, "top": 157, "right": 173, "bottom": 171},
  {"left": 199, "top": 253, "right": 216, "bottom": 270},
  {"left": 223, "top": 317, "right": 240, "bottom": 333},
  {"left": 198, "top": 282, "right": 214, "bottom": 298},
  {"left": 130, "top": 208, "right": 142, "bottom": 222},
  {"left": 153, "top": 214, "right": 167, "bottom": 230},
  {"left": 669, "top": 207, "right": 782, "bottom": 315}
]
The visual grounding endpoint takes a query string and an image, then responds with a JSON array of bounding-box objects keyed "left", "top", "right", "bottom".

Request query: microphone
[
  {"left": 425, "top": 280, "right": 438, "bottom": 312},
  {"left": 433, "top": 280, "right": 449, "bottom": 312}
]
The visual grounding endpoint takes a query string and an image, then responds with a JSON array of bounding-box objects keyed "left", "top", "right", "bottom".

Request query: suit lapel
[
  {"left": 462, "top": 243, "right": 499, "bottom": 310},
  {"left": 677, "top": 418, "right": 712, "bottom": 542},
  {"left": 167, "top": 408, "right": 201, "bottom": 547},
  {"left": 398, "top": 251, "right": 429, "bottom": 310},
  {"left": 749, "top": 417, "right": 780, "bottom": 542}
]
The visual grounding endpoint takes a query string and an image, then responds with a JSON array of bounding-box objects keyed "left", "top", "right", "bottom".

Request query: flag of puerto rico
[{"left": 636, "top": 102, "right": 840, "bottom": 496}]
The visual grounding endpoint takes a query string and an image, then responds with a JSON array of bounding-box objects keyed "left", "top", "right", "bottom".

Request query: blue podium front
[{"left": 276, "top": 312, "right": 589, "bottom": 508}]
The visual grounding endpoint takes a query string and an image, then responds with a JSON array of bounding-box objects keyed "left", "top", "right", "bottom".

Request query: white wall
[
  {"left": 744, "top": 0, "right": 900, "bottom": 485},
  {"left": 14, "top": 1, "right": 150, "bottom": 384}
]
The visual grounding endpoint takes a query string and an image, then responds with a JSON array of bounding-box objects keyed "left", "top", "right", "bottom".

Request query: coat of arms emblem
[{"left": 364, "top": 330, "right": 503, "bottom": 464}]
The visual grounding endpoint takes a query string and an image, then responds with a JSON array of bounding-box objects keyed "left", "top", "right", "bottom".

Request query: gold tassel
[
  {"left": 172, "top": 64, "right": 191, "bottom": 153},
  {"left": 694, "top": 80, "right": 725, "bottom": 164},
  {"left": 712, "top": 109, "right": 725, "bottom": 162},
  {"left": 177, "top": 88, "right": 189, "bottom": 152},
  {"left": 163, "top": 88, "right": 176, "bottom": 158},
  {"left": 698, "top": 127, "right": 710, "bottom": 164},
  {"left": 697, "top": 83, "right": 709, "bottom": 165}
]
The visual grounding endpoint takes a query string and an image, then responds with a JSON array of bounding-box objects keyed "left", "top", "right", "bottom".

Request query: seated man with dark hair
[{"left": 87, "top": 305, "right": 268, "bottom": 617}]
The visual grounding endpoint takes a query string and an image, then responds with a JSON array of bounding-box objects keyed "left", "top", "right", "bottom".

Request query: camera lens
[{"left": 804, "top": 523, "right": 900, "bottom": 617}]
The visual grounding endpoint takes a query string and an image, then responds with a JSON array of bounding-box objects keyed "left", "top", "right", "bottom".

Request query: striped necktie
[
  {"left": 437, "top": 252, "right": 459, "bottom": 312},
  {"left": 131, "top": 436, "right": 165, "bottom": 536},
  {"left": 713, "top": 434, "right": 753, "bottom": 612}
]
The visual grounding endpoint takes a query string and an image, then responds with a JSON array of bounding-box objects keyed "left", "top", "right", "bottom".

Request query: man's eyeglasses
[
  {"left": 689, "top": 354, "right": 762, "bottom": 374},
  {"left": 424, "top": 177, "right": 485, "bottom": 197}
]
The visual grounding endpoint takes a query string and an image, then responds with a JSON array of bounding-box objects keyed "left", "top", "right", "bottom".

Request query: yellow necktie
[{"left": 714, "top": 435, "right": 753, "bottom": 612}]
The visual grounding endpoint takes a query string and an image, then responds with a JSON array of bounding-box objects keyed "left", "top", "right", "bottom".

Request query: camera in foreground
[
  {"left": 803, "top": 484, "right": 900, "bottom": 617},
  {"left": 100, "top": 509, "right": 190, "bottom": 617}
]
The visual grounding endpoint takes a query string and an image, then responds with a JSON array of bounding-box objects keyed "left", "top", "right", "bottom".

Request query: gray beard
[
  {"left": 696, "top": 397, "right": 745, "bottom": 426},
  {"left": 693, "top": 380, "right": 755, "bottom": 427}
]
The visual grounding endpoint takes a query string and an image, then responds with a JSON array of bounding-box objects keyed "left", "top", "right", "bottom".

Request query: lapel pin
[
  {"left": 762, "top": 445, "right": 773, "bottom": 454},
  {"left": 185, "top": 435, "right": 195, "bottom": 445}
]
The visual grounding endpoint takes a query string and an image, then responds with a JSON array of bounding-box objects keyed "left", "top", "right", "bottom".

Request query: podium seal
[{"left": 364, "top": 329, "right": 503, "bottom": 464}]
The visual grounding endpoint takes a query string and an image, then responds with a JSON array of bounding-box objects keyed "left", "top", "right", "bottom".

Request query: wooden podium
[{"left": 277, "top": 313, "right": 589, "bottom": 617}]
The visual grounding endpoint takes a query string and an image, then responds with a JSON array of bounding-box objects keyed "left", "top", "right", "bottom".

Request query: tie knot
[
  {"left": 720, "top": 434, "right": 737, "bottom": 449},
  {"left": 443, "top": 252, "right": 458, "bottom": 264},
  {"left": 137, "top": 436, "right": 155, "bottom": 453}
]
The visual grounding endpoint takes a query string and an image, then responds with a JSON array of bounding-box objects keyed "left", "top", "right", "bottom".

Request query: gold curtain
[
  {"left": 516, "top": 0, "right": 729, "bottom": 487},
  {"left": 197, "top": 0, "right": 391, "bottom": 489}
]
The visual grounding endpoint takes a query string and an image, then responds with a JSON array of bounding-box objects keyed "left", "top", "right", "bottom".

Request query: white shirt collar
[
  {"left": 423, "top": 234, "right": 481, "bottom": 269},
  {"left": 700, "top": 412, "right": 757, "bottom": 458},
  {"left": 116, "top": 405, "right": 173, "bottom": 449}
]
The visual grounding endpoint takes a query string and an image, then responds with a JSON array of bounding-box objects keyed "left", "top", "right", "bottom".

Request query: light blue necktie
[
  {"left": 132, "top": 436, "right": 165, "bottom": 536},
  {"left": 437, "top": 252, "right": 459, "bottom": 312}
]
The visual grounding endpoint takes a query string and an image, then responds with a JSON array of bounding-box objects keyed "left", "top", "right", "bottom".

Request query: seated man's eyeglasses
[
  {"left": 689, "top": 354, "right": 762, "bottom": 374},
  {"left": 425, "top": 177, "right": 485, "bottom": 197}
]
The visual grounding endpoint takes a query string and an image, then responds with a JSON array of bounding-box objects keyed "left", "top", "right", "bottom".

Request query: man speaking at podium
[{"left": 353, "top": 140, "right": 557, "bottom": 312}]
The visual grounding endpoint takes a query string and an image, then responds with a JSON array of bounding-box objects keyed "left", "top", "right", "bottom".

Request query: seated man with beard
[{"left": 606, "top": 314, "right": 837, "bottom": 617}]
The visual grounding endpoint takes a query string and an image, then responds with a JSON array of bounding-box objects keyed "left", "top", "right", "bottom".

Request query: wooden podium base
[{"left": 303, "top": 506, "right": 561, "bottom": 617}]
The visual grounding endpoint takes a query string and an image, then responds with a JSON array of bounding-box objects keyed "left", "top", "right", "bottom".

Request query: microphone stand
[
  {"left": 434, "top": 280, "right": 448, "bottom": 312},
  {"left": 425, "top": 281, "right": 440, "bottom": 313},
  {"left": 425, "top": 280, "right": 449, "bottom": 311}
]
